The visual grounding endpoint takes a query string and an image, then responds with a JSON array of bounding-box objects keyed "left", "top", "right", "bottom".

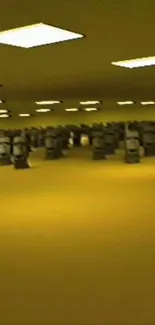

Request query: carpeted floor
[{"left": 0, "top": 147, "right": 155, "bottom": 325}]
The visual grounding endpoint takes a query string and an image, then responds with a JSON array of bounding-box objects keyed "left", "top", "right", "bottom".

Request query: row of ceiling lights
[
  {"left": 117, "top": 101, "right": 155, "bottom": 105},
  {"left": 0, "top": 99, "right": 155, "bottom": 118},
  {"left": 1, "top": 100, "right": 155, "bottom": 106},
  {"left": 36, "top": 100, "right": 155, "bottom": 105},
  {"left": 0, "top": 107, "right": 99, "bottom": 118},
  {"left": 0, "top": 101, "right": 101, "bottom": 118},
  {"left": 0, "top": 100, "right": 101, "bottom": 105},
  {"left": 0, "top": 101, "right": 155, "bottom": 118}
]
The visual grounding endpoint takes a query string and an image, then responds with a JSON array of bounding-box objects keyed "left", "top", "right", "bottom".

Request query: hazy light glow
[
  {"left": 35, "top": 108, "right": 51, "bottom": 113},
  {"left": 141, "top": 101, "right": 155, "bottom": 105},
  {"left": 19, "top": 114, "right": 31, "bottom": 117},
  {"left": 80, "top": 101, "right": 101, "bottom": 105},
  {"left": 84, "top": 108, "right": 98, "bottom": 111},
  {"left": 117, "top": 101, "right": 134, "bottom": 105},
  {"left": 65, "top": 108, "right": 79, "bottom": 112},
  {"left": 0, "top": 23, "right": 84, "bottom": 48},
  {"left": 35, "top": 100, "right": 61, "bottom": 105},
  {"left": 0, "top": 109, "right": 8, "bottom": 113},
  {"left": 0, "top": 100, "right": 4, "bottom": 104},
  {"left": 0, "top": 114, "right": 9, "bottom": 118},
  {"left": 112, "top": 56, "right": 155, "bottom": 68}
]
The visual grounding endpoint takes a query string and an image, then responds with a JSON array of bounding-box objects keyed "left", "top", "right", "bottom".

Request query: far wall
[{"left": 0, "top": 105, "right": 154, "bottom": 128}]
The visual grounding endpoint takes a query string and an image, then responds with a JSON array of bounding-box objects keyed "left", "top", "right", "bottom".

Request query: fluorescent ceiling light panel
[
  {"left": 112, "top": 56, "right": 155, "bottom": 69},
  {"left": 0, "top": 109, "right": 8, "bottom": 113},
  {"left": 35, "top": 100, "right": 61, "bottom": 105},
  {"left": 84, "top": 108, "right": 98, "bottom": 111},
  {"left": 117, "top": 101, "right": 134, "bottom": 105},
  {"left": 141, "top": 101, "right": 155, "bottom": 105},
  {"left": 35, "top": 108, "right": 51, "bottom": 112},
  {"left": 65, "top": 108, "right": 79, "bottom": 112},
  {"left": 0, "top": 23, "right": 84, "bottom": 48},
  {"left": 19, "top": 113, "right": 31, "bottom": 117},
  {"left": 0, "top": 114, "right": 9, "bottom": 118},
  {"left": 80, "top": 101, "right": 101, "bottom": 105}
]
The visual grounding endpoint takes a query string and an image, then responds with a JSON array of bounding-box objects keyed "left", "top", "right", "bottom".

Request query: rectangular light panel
[
  {"left": 35, "top": 100, "right": 61, "bottom": 105},
  {"left": 0, "top": 23, "right": 84, "bottom": 48},
  {"left": 141, "top": 101, "right": 155, "bottom": 105},
  {"left": 0, "top": 114, "right": 9, "bottom": 118},
  {"left": 117, "top": 101, "right": 134, "bottom": 105},
  {"left": 0, "top": 109, "right": 8, "bottom": 113},
  {"left": 35, "top": 108, "right": 51, "bottom": 112},
  {"left": 65, "top": 108, "right": 79, "bottom": 112},
  {"left": 19, "top": 114, "right": 31, "bottom": 117},
  {"left": 80, "top": 101, "right": 101, "bottom": 105},
  {"left": 84, "top": 108, "right": 98, "bottom": 111},
  {"left": 112, "top": 56, "right": 155, "bottom": 68}
]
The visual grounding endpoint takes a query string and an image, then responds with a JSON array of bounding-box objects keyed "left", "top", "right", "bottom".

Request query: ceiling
[{"left": 0, "top": 0, "right": 155, "bottom": 116}]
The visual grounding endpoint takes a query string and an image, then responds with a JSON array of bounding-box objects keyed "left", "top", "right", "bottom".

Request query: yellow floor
[{"left": 0, "top": 147, "right": 155, "bottom": 325}]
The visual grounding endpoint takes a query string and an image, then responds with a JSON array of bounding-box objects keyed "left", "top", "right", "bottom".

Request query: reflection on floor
[{"left": 0, "top": 147, "right": 155, "bottom": 325}]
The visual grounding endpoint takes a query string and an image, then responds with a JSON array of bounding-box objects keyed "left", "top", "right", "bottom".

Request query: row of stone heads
[
  {"left": 0, "top": 123, "right": 122, "bottom": 134},
  {"left": 0, "top": 121, "right": 155, "bottom": 137}
]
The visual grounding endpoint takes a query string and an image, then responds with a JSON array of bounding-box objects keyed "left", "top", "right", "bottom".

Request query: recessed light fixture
[
  {"left": 35, "top": 108, "right": 51, "bottom": 113},
  {"left": 0, "top": 23, "right": 84, "bottom": 48},
  {"left": 0, "top": 109, "right": 8, "bottom": 113},
  {"left": 19, "top": 114, "right": 31, "bottom": 117},
  {"left": 0, "top": 114, "right": 9, "bottom": 118},
  {"left": 84, "top": 108, "right": 98, "bottom": 111},
  {"left": 35, "top": 100, "right": 61, "bottom": 105},
  {"left": 141, "top": 101, "right": 155, "bottom": 105},
  {"left": 80, "top": 101, "right": 101, "bottom": 105},
  {"left": 117, "top": 101, "right": 134, "bottom": 105},
  {"left": 65, "top": 108, "right": 79, "bottom": 112},
  {"left": 112, "top": 56, "right": 155, "bottom": 69}
]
